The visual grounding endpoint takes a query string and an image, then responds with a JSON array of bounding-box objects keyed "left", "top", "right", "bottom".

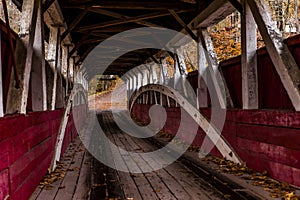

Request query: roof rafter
[
  {"left": 77, "top": 10, "right": 191, "bottom": 31},
  {"left": 62, "top": 1, "right": 195, "bottom": 10},
  {"left": 87, "top": 8, "right": 162, "bottom": 28}
]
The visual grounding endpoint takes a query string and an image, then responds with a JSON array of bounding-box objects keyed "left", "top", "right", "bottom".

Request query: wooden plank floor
[{"left": 30, "top": 111, "right": 230, "bottom": 200}]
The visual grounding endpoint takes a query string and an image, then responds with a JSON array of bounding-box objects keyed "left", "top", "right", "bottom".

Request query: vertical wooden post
[
  {"left": 0, "top": 30, "right": 3, "bottom": 117},
  {"left": 175, "top": 48, "right": 188, "bottom": 97},
  {"left": 173, "top": 52, "right": 181, "bottom": 89},
  {"left": 50, "top": 87, "right": 75, "bottom": 171},
  {"left": 50, "top": 27, "right": 60, "bottom": 110},
  {"left": 20, "top": 0, "right": 39, "bottom": 114},
  {"left": 247, "top": 0, "right": 300, "bottom": 111},
  {"left": 161, "top": 59, "right": 170, "bottom": 84},
  {"left": 31, "top": 0, "right": 47, "bottom": 111},
  {"left": 197, "top": 29, "right": 208, "bottom": 109},
  {"left": 56, "top": 37, "right": 65, "bottom": 109},
  {"left": 199, "top": 29, "right": 234, "bottom": 109},
  {"left": 241, "top": 0, "right": 258, "bottom": 109}
]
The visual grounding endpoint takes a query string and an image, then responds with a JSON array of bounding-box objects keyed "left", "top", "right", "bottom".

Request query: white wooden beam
[
  {"left": 197, "top": 29, "right": 208, "bottom": 109},
  {"left": 241, "top": 0, "right": 258, "bottom": 109},
  {"left": 247, "top": 0, "right": 300, "bottom": 111},
  {"left": 0, "top": 30, "right": 3, "bottom": 117},
  {"left": 199, "top": 29, "right": 234, "bottom": 109},
  {"left": 175, "top": 48, "right": 188, "bottom": 97},
  {"left": 173, "top": 53, "right": 181, "bottom": 89},
  {"left": 50, "top": 86, "right": 75, "bottom": 171},
  {"left": 31, "top": 0, "right": 47, "bottom": 111},
  {"left": 55, "top": 40, "right": 65, "bottom": 109},
  {"left": 20, "top": 0, "right": 39, "bottom": 114},
  {"left": 50, "top": 27, "right": 60, "bottom": 110},
  {"left": 130, "top": 84, "right": 242, "bottom": 164}
]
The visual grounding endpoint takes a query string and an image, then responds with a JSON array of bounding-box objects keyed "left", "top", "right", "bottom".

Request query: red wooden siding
[{"left": 0, "top": 104, "right": 86, "bottom": 200}]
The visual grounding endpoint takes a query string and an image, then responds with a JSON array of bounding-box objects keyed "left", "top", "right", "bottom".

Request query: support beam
[
  {"left": 130, "top": 85, "right": 242, "bottom": 164},
  {"left": 42, "top": 0, "right": 55, "bottom": 12},
  {"left": 241, "top": 0, "right": 258, "bottom": 109},
  {"left": 175, "top": 48, "right": 188, "bottom": 97},
  {"left": 50, "top": 87, "right": 75, "bottom": 171},
  {"left": 169, "top": 9, "right": 198, "bottom": 42},
  {"left": 20, "top": 0, "right": 39, "bottom": 113},
  {"left": 0, "top": 30, "right": 3, "bottom": 117},
  {"left": 199, "top": 29, "right": 234, "bottom": 109},
  {"left": 31, "top": 0, "right": 47, "bottom": 111},
  {"left": 247, "top": 0, "right": 300, "bottom": 111},
  {"left": 50, "top": 27, "right": 61, "bottom": 110},
  {"left": 197, "top": 29, "right": 208, "bottom": 108},
  {"left": 228, "top": 0, "right": 243, "bottom": 13}
]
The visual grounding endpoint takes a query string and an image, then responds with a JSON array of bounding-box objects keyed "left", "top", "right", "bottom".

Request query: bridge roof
[{"left": 51, "top": 0, "right": 235, "bottom": 75}]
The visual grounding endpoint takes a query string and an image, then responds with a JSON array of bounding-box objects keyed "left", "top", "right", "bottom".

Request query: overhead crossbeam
[
  {"left": 62, "top": 1, "right": 195, "bottom": 10},
  {"left": 77, "top": 10, "right": 191, "bottom": 31},
  {"left": 87, "top": 8, "right": 162, "bottom": 28}
]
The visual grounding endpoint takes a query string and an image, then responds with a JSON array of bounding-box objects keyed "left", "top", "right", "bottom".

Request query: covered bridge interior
[{"left": 0, "top": 0, "right": 300, "bottom": 199}]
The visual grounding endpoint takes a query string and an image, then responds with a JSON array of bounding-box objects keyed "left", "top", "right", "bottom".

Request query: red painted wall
[
  {"left": 0, "top": 105, "right": 86, "bottom": 200},
  {"left": 132, "top": 104, "right": 300, "bottom": 187}
]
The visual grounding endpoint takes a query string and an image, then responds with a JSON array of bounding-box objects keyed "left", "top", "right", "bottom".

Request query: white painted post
[
  {"left": 247, "top": 0, "right": 300, "bottom": 111},
  {"left": 49, "top": 27, "right": 60, "bottom": 110},
  {"left": 142, "top": 66, "right": 149, "bottom": 86},
  {"left": 241, "top": 0, "right": 258, "bottom": 109},
  {"left": 199, "top": 29, "right": 233, "bottom": 109},
  {"left": 50, "top": 87, "right": 75, "bottom": 171},
  {"left": 176, "top": 48, "right": 188, "bottom": 97},
  {"left": 173, "top": 53, "right": 181, "bottom": 89},
  {"left": 161, "top": 59, "right": 170, "bottom": 83},
  {"left": 31, "top": 0, "right": 47, "bottom": 111},
  {"left": 151, "top": 64, "right": 158, "bottom": 84},
  {"left": 0, "top": 30, "right": 3, "bottom": 117},
  {"left": 19, "top": 0, "right": 39, "bottom": 114},
  {"left": 197, "top": 28, "right": 208, "bottom": 109}
]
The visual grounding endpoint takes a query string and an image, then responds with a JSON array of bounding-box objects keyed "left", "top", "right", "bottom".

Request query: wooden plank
[
  {"left": 72, "top": 151, "right": 91, "bottom": 200},
  {"left": 128, "top": 131, "right": 209, "bottom": 199},
  {"left": 241, "top": 0, "right": 258, "bottom": 109},
  {"left": 54, "top": 145, "right": 85, "bottom": 200},
  {"left": 101, "top": 114, "right": 142, "bottom": 200},
  {"left": 36, "top": 139, "right": 80, "bottom": 200},
  {"left": 247, "top": 0, "right": 300, "bottom": 111}
]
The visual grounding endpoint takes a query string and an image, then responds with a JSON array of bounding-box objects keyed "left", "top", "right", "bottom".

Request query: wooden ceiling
[{"left": 56, "top": 0, "right": 215, "bottom": 75}]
